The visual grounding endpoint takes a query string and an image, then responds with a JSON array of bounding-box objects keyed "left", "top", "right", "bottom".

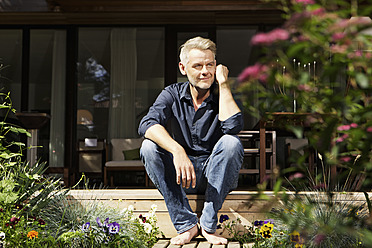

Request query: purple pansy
[
  {"left": 108, "top": 222, "right": 120, "bottom": 234},
  {"left": 219, "top": 214, "right": 229, "bottom": 223},
  {"left": 81, "top": 222, "right": 90, "bottom": 232}
]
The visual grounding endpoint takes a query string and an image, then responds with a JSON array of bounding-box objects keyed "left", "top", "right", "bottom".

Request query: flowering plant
[
  {"left": 238, "top": 0, "right": 372, "bottom": 246},
  {"left": 238, "top": 0, "right": 372, "bottom": 188},
  {"left": 0, "top": 90, "right": 162, "bottom": 247},
  {"left": 217, "top": 214, "right": 293, "bottom": 247}
]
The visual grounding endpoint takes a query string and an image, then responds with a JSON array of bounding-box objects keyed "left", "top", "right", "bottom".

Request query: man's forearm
[
  {"left": 218, "top": 82, "right": 241, "bottom": 121},
  {"left": 215, "top": 65, "right": 241, "bottom": 121},
  {"left": 144, "top": 124, "right": 185, "bottom": 155}
]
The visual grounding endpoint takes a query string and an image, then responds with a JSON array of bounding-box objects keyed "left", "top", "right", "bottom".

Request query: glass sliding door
[
  {"left": 29, "top": 29, "right": 66, "bottom": 167},
  {"left": 216, "top": 26, "right": 259, "bottom": 129},
  {"left": 77, "top": 27, "right": 165, "bottom": 141},
  {"left": 0, "top": 30, "right": 22, "bottom": 115},
  {"left": 77, "top": 27, "right": 164, "bottom": 185}
]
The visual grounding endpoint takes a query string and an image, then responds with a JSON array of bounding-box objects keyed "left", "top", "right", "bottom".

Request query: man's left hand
[{"left": 216, "top": 64, "right": 229, "bottom": 85}]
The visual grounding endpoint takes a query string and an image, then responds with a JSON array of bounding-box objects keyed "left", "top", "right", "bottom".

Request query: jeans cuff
[
  {"left": 177, "top": 219, "right": 199, "bottom": 234},
  {"left": 200, "top": 223, "right": 216, "bottom": 234}
]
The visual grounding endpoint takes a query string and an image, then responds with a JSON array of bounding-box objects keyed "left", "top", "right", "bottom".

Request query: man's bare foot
[
  {"left": 201, "top": 227, "right": 228, "bottom": 245},
  {"left": 170, "top": 225, "right": 199, "bottom": 245}
]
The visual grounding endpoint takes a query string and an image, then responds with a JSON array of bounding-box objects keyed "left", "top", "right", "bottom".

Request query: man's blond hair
[{"left": 179, "top": 36, "right": 216, "bottom": 65}]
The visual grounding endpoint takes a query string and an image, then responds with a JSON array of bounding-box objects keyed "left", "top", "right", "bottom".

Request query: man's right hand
[
  {"left": 172, "top": 149, "right": 196, "bottom": 189},
  {"left": 144, "top": 124, "right": 196, "bottom": 189}
]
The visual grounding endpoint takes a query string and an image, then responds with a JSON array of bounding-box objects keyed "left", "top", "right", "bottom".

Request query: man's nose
[{"left": 201, "top": 65, "right": 209, "bottom": 74}]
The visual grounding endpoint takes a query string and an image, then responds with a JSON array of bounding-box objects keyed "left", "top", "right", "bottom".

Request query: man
[{"left": 138, "top": 36, "right": 243, "bottom": 245}]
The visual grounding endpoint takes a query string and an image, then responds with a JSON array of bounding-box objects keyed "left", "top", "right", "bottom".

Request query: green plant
[
  {"left": 217, "top": 214, "right": 293, "bottom": 247},
  {"left": 0, "top": 91, "right": 65, "bottom": 247},
  {"left": 238, "top": 0, "right": 372, "bottom": 189},
  {"left": 40, "top": 183, "right": 162, "bottom": 247},
  {"left": 238, "top": 0, "right": 372, "bottom": 246}
]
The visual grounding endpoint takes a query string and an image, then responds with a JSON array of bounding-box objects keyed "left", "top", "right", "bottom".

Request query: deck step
[
  {"left": 68, "top": 189, "right": 369, "bottom": 239},
  {"left": 69, "top": 189, "right": 272, "bottom": 238},
  {"left": 153, "top": 239, "right": 253, "bottom": 248}
]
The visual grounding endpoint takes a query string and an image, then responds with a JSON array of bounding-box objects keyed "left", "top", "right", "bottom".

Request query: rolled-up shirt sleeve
[
  {"left": 220, "top": 112, "right": 244, "bottom": 135},
  {"left": 138, "top": 89, "right": 173, "bottom": 137}
]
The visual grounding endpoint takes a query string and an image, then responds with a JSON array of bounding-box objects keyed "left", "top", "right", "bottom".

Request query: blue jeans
[{"left": 140, "top": 134, "right": 243, "bottom": 234}]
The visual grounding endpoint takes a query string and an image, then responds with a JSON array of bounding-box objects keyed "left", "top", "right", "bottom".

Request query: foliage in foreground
[
  {"left": 237, "top": 0, "right": 372, "bottom": 246},
  {"left": 0, "top": 91, "right": 161, "bottom": 247}
]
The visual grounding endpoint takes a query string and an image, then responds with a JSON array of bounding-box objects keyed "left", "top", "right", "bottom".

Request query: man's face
[{"left": 179, "top": 49, "right": 216, "bottom": 90}]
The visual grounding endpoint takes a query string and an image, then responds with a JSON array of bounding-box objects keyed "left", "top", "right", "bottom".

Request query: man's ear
[{"left": 179, "top": 62, "right": 187, "bottom": 75}]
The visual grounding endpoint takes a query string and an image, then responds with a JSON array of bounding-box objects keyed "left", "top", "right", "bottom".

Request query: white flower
[
  {"left": 150, "top": 204, "right": 157, "bottom": 212},
  {"left": 128, "top": 205, "right": 134, "bottom": 212},
  {"left": 143, "top": 222, "right": 152, "bottom": 234},
  {"left": 0, "top": 232, "right": 5, "bottom": 240},
  {"left": 318, "top": 153, "right": 323, "bottom": 160}
]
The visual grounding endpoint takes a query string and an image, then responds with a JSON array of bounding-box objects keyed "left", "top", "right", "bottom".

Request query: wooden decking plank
[
  {"left": 153, "top": 239, "right": 170, "bottom": 248},
  {"left": 227, "top": 242, "right": 240, "bottom": 248},
  {"left": 242, "top": 243, "right": 254, "bottom": 248},
  {"left": 196, "top": 241, "right": 212, "bottom": 248},
  {"left": 182, "top": 241, "right": 198, "bottom": 248},
  {"left": 211, "top": 245, "right": 225, "bottom": 248},
  {"left": 167, "top": 244, "right": 181, "bottom": 248}
]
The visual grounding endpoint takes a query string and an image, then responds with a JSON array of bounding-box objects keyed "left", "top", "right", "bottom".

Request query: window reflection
[{"left": 77, "top": 27, "right": 164, "bottom": 141}]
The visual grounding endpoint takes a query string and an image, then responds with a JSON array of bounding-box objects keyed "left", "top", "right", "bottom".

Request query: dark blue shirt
[{"left": 138, "top": 81, "right": 243, "bottom": 156}]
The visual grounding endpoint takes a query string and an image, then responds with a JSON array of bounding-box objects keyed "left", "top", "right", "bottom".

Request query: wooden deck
[
  {"left": 68, "top": 189, "right": 273, "bottom": 238},
  {"left": 68, "top": 189, "right": 370, "bottom": 239},
  {"left": 153, "top": 238, "right": 253, "bottom": 248}
]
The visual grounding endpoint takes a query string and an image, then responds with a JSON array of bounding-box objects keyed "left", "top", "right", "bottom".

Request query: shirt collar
[{"left": 180, "top": 81, "right": 218, "bottom": 104}]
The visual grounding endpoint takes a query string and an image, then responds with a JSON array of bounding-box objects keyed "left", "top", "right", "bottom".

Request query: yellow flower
[
  {"left": 261, "top": 222, "right": 274, "bottom": 232},
  {"left": 290, "top": 230, "right": 305, "bottom": 247},
  {"left": 27, "top": 230, "right": 38, "bottom": 240},
  {"left": 259, "top": 222, "right": 274, "bottom": 238}
]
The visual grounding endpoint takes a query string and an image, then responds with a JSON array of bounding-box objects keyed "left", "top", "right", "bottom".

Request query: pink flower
[
  {"left": 298, "top": 84, "right": 312, "bottom": 92},
  {"left": 348, "top": 50, "right": 364, "bottom": 59},
  {"left": 314, "top": 234, "right": 326, "bottom": 244},
  {"left": 251, "top": 28, "right": 290, "bottom": 46},
  {"left": 311, "top": 8, "right": 325, "bottom": 16},
  {"left": 269, "top": 28, "right": 290, "bottom": 41},
  {"left": 340, "top": 156, "right": 352, "bottom": 163},
  {"left": 289, "top": 172, "right": 304, "bottom": 181},
  {"left": 337, "top": 125, "right": 350, "bottom": 131},
  {"left": 367, "top": 127, "right": 372, "bottom": 132},
  {"left": 332, "top": 32, "right": 345, "bottom": 41},
  {"left": 251, "top": 33, "right": 267, "bottom": 45},
  {"left": 238, "top": 63, "right": 269, "bottom": 82},
  {"left": 350, "top": 123, "right": 358, "bottom": 128},
  {"left": 295, "top": 0, "right": 315, "bottom": 5},
  {"left": 330, "top": 44, "right": 348, "bottom": 54},
  {"left": 336, "top": 134, "right": 349, "bottom": 143}
]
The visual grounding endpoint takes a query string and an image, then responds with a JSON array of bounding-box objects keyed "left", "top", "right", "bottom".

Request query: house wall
[{"left": 0, "top": 1, "right": 283, "bottom": 186}]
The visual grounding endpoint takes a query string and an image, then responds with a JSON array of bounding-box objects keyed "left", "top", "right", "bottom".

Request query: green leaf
[
  {"left": 288, "top": 126, "right": 303, "bottom": 139},
  {"left": 355, "top": 73, "right": 369, "bottom": 89},
  {"left": 0, "top": 192, "right": 19, "bottom": 204}
]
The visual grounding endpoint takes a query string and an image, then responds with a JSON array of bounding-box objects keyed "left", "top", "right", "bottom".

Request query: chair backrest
[
  {"left": 110, "top": 138, "right": 144, "bottom": 161},
  {"left": 285, "top": 138, "right": 308, "bottom": 156}
]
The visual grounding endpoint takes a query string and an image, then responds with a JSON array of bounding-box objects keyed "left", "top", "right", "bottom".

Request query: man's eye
[{"left": 194, "top": 65, "right": 202, "bottom": 69}]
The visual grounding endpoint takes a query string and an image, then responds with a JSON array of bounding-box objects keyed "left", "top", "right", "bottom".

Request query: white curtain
[
  {"left": 108, "top": 28, "right": 137, "bottom": 139},
  {"left": 49, "top": 30, "right": 66, "bottom": 167}
]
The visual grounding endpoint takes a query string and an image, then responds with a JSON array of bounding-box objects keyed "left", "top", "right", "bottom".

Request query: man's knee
[
  {"left": 140, "top": 138, "right": 158, "bottom": 159},
  {"left": 218, "top": 134, "right": 243, "bottom": 156}
]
